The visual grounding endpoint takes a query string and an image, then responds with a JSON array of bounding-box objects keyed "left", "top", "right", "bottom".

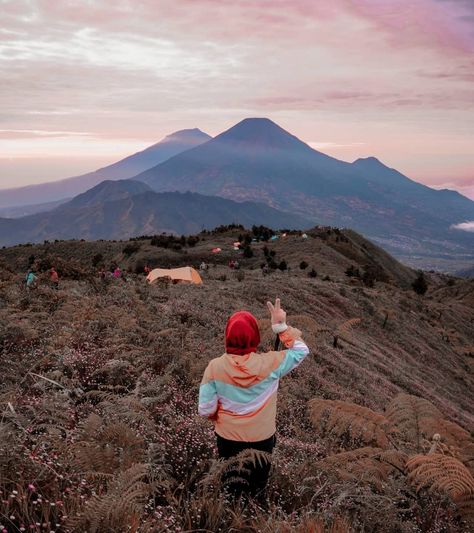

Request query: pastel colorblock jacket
[{"left": 198, "top": 326, "right": 309, "bottom": 442}]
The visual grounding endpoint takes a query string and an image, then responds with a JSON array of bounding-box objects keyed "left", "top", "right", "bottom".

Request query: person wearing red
[
  {"left": 199, "top": 298, "right": 310, "bottom": 497},
  {"left": 50, "top": 267, "right": 59, "bottom": 289}
]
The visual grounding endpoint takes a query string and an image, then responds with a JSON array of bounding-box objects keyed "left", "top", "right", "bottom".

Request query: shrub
[
  {"left": 122, "top": 243, "right": 141, "bottom": 256},
  {"left": 187, "top": 236, "right": 199, "bottom": 247},
  {"left": 251, "top": 225, "right": 273, "bottom": 241},
  {"left": 211, "top": 223, "right": 244, "bottom": 234},
  {"left": 242, "top": 246, "right": 253, "bottom": 258},
  {"left": 345, "top": 264, "right": 360, "bottom": 278},
  {"left": 299, "top": 261, "right": 308, "bottom": 270},
  {"left": 268, "top": 259, "right": 278, "bottom": 270},
  {"left": 308, "top": 268, "right": 318, "bottom": 278},
  {"left": 36, "top": 257, "right": 52, "bottom": 272},
  {"left": 278, "top": 260, "right": 287, "bottom": 271},
  {"left": 362, "top": 264, "right": 389, "bottom": 287},
  {"left": 412, "top": 271, "right": 428, "bottom": 295},
  {"left": 362, "top": 270, "right": 375, "bottom": 287},
  {"left": 92, "top": 253, "right": 103, "bottom": 267}
]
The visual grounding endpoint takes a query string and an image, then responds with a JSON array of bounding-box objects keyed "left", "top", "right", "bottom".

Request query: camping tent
[{"left": 146, "top": 267, "right": 203, "bottom": 285}]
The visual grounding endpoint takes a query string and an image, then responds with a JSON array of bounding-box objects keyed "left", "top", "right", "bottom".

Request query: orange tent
[{"left": 146, "top": 267, "right": 203, "bottom": 285}]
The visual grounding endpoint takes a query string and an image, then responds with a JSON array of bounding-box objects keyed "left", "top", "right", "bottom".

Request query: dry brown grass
[{"left": 0, "top": 230, "right": 473, "bottom": 531}]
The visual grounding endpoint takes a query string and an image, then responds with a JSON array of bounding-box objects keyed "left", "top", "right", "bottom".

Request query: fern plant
[
  {"left": 307, "top": 393, "right": 474, "bottom": 528},
  {"left": 385, "top": 393, "right": 443, "bottom": 451},
  {"left": 406, "top": 453, "right": 474, "bottom": 500},
  {"left": 66, "top": 463, "right": 152, "bottom": 532},
  {"left": 333, "top": 317, "right": 361, "bottom": 348},
  {"left": 308, "top": 399, "right": 394, "bottom": 449},
  {"left": 316, "top": 447, "right": 407, "bottom": 490},
  {"left": 70, "top": 414, "right": 146, "bottom": 475}
]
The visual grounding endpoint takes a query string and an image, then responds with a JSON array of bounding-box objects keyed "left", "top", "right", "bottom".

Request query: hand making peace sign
[{"left": 266, "top": 297, "right": 287, "bottom": 326}]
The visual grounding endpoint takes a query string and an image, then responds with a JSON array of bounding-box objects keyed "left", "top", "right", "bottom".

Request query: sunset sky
[{"left": 1, "top": 0, "right": 473, "bottom": 199}]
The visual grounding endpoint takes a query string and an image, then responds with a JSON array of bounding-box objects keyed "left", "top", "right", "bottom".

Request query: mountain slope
[
  {"left": 0, "top": 190, "right": 311, "bottom": 246},
  {"left": 455, "top": 264, "right": 474, "bottom": 278},
  {"left": 134, "top": 118, "right": 474, "bottom": 265},
  {"left": 0, "top": 128, "right": 211, "bottom": 209},
  {"left": 137, "top": 118, "right": 357, "bottom": 203},
  {"left": 0, "top": 198, "right": 72, "bottom": 219},
  {"left": 63, "top": 179, "right": 152, "bottom": 209}
]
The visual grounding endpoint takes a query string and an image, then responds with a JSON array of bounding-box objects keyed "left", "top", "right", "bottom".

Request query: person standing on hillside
[
  {"left": 25, "top": 269, "right": 37, "bottom": 290},
  {"left": 198, "top": 298, "right": 309, "bottom": 498},
  {"left": 50, "top": 267, "right": 59, "bottom": 289}
]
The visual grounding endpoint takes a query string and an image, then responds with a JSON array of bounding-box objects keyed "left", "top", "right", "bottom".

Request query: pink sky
[{"left": 0, "top": 0, "right": 473, "bottom": 199}]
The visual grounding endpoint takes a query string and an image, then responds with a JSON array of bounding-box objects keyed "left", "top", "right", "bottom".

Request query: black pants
[{"left": 216, "top": 433, "right": 276, "bottom": 498}]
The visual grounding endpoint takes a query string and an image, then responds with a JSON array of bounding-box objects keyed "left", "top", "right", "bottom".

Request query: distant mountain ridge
[
  {"left": 0, "top": 128, "right": 211, "bottom": 209},
  {"left": 2, "top": 117, "right": 473, "bottom": 272},
  {"left": 0, "top": 184, "right": 311, "bottom": 246},
  {"left": 134, "top": 118, "right": 474, "bottom": 264},
  {"left": 455, "top": 265, "right": 474, "bottom": 279},
  {"left": 64, "top": 179, "right": 152, "bottom": 209}
]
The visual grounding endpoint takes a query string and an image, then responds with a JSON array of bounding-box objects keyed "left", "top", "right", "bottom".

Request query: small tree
[
  {"left": 362, "top": 270, "right": 375, "bottom": 287},
  {"left": 92, "top": 253, "right": 103, "bottom": 267},
  {"left": 299, "top": 261, "right": 309, "bottom": 270},
  {"left": 243, "top": 246, "right": 253, "bottom": 258},
  {"left": 122, "top": 243, "right": 140, "bottom": 256},
  {"left": 268, "top": 259, "right": 278, "bottom": 270},
  {"left": 412, "top": 271, "right": 428, "bottom": 295},
  {"left": 345, "top": 264, "right": 360, "bottom": 278}
]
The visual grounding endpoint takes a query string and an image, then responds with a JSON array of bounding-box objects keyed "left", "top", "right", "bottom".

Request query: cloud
[
  {"left": 451, "top": 221, "right": 474, "bottom": 232},
  {"left": 0, "top": 0, "right": 473, "bottom": 196},
  {"left": 0, "top": 129, "right": 92, "bottom": 138}
]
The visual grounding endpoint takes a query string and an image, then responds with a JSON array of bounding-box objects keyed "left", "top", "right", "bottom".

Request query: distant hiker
[
  {"left": 144, "top": 265, "right": 151, "bottom": 275},
  {"left": 261, "top": 264, "right": 269, "bottom": 276},
  {"left": 25, "top": 270, "right": 37, "bottom": 290},
  {"left": 99, "top": 268, "right": 106, "bottom": 280},
  {"left": 198, "top": 298, "right": 309, "bottom": 499},
  {"left": 50, "top": 267, "right": 59, "bottom": 289},
  {"left": 233, "top": 260, "right": 240, "bottom": 270},
  {"left": 113, "top": 266, "right": 121, "bottom": 278},
  {"left": 199, "top": 261, "right": 207, "bottom": 272},
  {"left": 228, "top": 260, "right": 235, "bottom": 270}
]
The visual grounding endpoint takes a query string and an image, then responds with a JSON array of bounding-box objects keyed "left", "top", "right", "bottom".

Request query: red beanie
[{"left": 225, "top": 311, "right": 260, "bottom": 356}]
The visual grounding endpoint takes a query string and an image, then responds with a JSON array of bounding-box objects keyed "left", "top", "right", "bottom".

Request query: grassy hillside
[{"left": 0, "top": 228, "right": 473, "bottom": 532}]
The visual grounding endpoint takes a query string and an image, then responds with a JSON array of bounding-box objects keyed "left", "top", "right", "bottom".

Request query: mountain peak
[
  {"left": 162, "top": 128, "right": 211, "bottom": 144},
  {"left": 215, "top": 117, "right": 311, "bottom": 151},
  {"left": 353, "top": 156, "right": 384, "bottom": 167}
]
